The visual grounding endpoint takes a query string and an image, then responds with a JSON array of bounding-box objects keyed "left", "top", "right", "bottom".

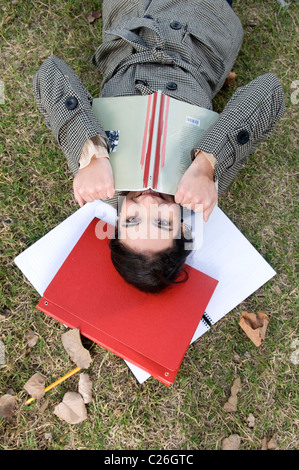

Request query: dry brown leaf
[
  {"left": 222, "top": 434, "right": 241, "bottom": 450},
  {"left": 85, "top": 13, "right": 95, "bottom": 23},
  {"left": 54, "top": 391, "right": 87, "bottom": 424},
  {"left": 224, "top": 71, "right": 237, "bottom": 87},
  {"left": 24, "top": 372, "right": 46, "bottom": 399},
  {"left": 91, "top": 10, "right": 102, "bottom": 19},
  {"left": 78, "top": 373, "right": 92, "bottom": 404},
  {"left": 261, "top": 437, "right": 268, "bottom": 450},
  {"left": 0, "top": 340, "right": 5, "bottom": 365},
  {"left": 261, "top": 434, "right": 278, "bottom": 450},
  {"left": 239, "top": 311, "right": 269, "bottom": 347},
  {"left": 231, "top": 376, "right": 242, "bottom": 394},
  {"left": 223, "top": 376, "right": 242, "bottom": 412},
  {"left": 246, "top": 413, "right": 255, "bottom": 428},
  {"left": 261, "top": 436, "right": 268, "bottom": 450},
  {"left": 0, "top": 394, "right": 16, "bottom": 417},
  {"left": 25, "top": 329, "right": 38, "bottom": 348},
  {"left": 223, "top": 394, "right": 238, "bottom": 412},
  {"left": 61, "top": 328, "right": 92, "bottom": 369},
  {"left": 84, "top": 10, "right": 102, "bottom": 23},
  {"left": 290, "top": 340, "right": 299, "bottom": 365},
  {"left": 267, "top": 434, "right": 278, "bottom": 450}
]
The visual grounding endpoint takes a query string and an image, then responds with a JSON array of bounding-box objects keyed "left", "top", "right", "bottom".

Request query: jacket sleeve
[
  {"left": 192, "top": 73, "right": 286, "bottom": 195},
  {"left": 33, "top": 56, "right": 109, "bottom": 174}
]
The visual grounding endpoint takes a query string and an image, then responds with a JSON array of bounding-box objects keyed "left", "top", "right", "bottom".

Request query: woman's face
[{"left": 118, "top": 190, "right": 182, "bottom": 253}]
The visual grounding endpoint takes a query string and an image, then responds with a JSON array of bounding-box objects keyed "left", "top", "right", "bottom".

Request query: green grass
[{"left": 0, "top": 0, "right": 298, "bottom": 450}]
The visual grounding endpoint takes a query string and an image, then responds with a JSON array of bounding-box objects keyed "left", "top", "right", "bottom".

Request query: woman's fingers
[
  {"left": 107, "top": 187, "right": 116, "bottom": 199},
  {"left": 73, "top": 157, "right": 115, "bottom": 205},
  {"left": 74, "top": 190, "right": 84, "bottom": 207},
  {"left": 174, "top": 188, "right": 184, "bottom": 205},
  {"left": 75, "top": 186, "right": 114, "bottom": 204},
  {"left": 203, "top": 199, "right": 217, "bottom": 222},
  {"left": 176, "top": 187, "right": 218, "bottom": 221}
]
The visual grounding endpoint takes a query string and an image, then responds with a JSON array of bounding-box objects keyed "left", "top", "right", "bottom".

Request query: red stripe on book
[
  {"left": 153, "top": 93, "right": 166, "bottom": 189},
  {"left": 140, "top": 94, "right": 152, "bottom": 168},
  {"left": 143, "top": 92, "right": 158, "bottom": 188},
  {"left": 161, "top": 96, "right": 170, "bottom": 169}
]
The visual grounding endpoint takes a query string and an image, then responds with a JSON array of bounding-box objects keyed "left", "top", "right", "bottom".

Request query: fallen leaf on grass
[
  {"left": 261, "top": 434, "right": 278, "bottom": 450},
  {"left": 0, "top": 394, "right": 16, "bottom": 417},
  {"left": 239, "top": 311, "right": 269, "bottom": 347},
  {"left": 246, "top": 413, "right": 255, "bottom": 428},
  {"left": 223, "top": 376, "right": 242, "bottom": 412},
  {"left": 290, "top": 339, "right": 299, "bottom": 365},
  {"left": 0, "top": 340, "right": 5, "bottom": 365},
  {"left": 54, "top": 391, "right": 87, "bottom": 424},
  {"left": 290, "top": 349, "right": 299, "bottom": 365},
  {"left": 78, "top": 373, "right": 92, "bottom": 404},
  {"left": 84, "top": 10, "right": 102, "bottom": 23},
  {"left": 25, "top": 329, "right": 38, "bottom": 348},
  {"left": 61, "top": 328, "right": 92, "bottom": 369},
  {"left": 222, "top": 434, "right": 241, "bottom": 450},
  {"left": 24, "top": 372, "right": 46, "bottom": 399},
  {"left": 223, "top": 71, "right": 237, "bottom": 87}
]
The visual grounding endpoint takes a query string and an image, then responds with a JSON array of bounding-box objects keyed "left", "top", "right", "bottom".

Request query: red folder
[{"left": 37, "top": 218, "right": 218, "bottom": 386}]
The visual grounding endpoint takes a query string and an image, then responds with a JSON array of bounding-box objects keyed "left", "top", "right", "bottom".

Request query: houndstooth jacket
[{"left": 33, "top": 0, "right": 285, "bottom": 196}]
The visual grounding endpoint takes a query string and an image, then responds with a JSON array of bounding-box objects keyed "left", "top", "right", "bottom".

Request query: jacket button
[
  {"left": 135, "top": 79, "right": 148, "bottom": 86},
  {"left": 166, "top": 82, "right": 178, "bottom": 91},
  {"left": 65, "top": 96, "right": 78, "bottom": 110},
  {"left": 170, "top": 21, "right": 182, "bottom": 30},
  {"left": 237, "top": 130, "right": 250, "bottom": 145}
]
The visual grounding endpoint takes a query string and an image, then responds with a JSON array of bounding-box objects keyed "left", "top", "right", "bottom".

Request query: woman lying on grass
[{"left": 33, "top": 0, "right": 285, "bottom": 292}]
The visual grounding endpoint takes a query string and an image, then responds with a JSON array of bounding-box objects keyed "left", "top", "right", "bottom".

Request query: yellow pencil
[{"left": 25, "top": 366, "right": 81, "bottom": 405}]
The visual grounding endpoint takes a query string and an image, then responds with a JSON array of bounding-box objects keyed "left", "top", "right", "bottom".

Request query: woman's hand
[
  {"left": 73, "top": 156, "right": 115, "bottom": 207},
  {"left": 174, "top": 151, "right": 218, "bottom": 222}
]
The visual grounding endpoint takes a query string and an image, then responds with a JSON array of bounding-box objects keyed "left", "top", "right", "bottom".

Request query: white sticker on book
[{"left": 186, "top": 116, "right": 200, "bottom": 127}]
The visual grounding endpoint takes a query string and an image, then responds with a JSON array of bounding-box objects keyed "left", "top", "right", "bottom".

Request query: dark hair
[{"left": 109, "top": 225, "right": 193, "bottom": 293}]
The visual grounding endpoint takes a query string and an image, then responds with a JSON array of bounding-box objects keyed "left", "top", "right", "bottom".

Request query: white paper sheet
[
  {"left": 14, "top": 200, "right": 117, "bottom": 297},
  {"left": 14, "top": 201, "right": 275, "bottom": 384}
]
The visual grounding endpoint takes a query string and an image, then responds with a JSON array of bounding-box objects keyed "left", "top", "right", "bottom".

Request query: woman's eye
[
  {"left": 126, "top": 217, "right": 138, "bottom": 223},
  {"left": 156, "top": 219, "right": 170, "bottom": 227}
]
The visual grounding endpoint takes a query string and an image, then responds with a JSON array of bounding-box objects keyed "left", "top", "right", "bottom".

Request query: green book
[{"left": 92, "top": 91, "right": 219, "bottom": 195}]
